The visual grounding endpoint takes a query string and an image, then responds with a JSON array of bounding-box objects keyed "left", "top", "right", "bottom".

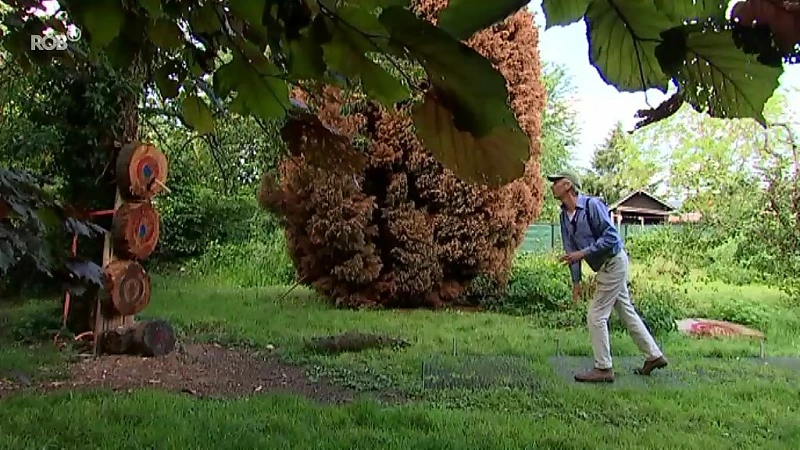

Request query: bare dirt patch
[{"left": 2, "top": 343, "right": 392, "bottom": 404}]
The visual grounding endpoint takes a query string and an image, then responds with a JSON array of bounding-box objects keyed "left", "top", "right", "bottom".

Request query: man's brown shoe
[
  {"left": 574, "top": 368, "right": 615, "bottom": 383},
  {"left": 634, "top": 356, "right": 668, "bottom": 375}
]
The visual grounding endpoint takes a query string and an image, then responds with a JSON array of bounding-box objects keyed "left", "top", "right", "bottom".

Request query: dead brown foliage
[{"left": 261, "top": 2, "right": 545, "bottom": 308}]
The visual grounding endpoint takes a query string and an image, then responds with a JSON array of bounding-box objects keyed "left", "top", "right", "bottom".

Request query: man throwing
[{"left": 548, "top": 170, "right": 668, "bottom": 382}]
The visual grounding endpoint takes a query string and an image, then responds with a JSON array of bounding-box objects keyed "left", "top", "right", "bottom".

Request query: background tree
[
  {"left": 582, "top": 121, "right": 661, "bottom": 203},
  {"left": 261, "top": 2, "right": 545, "bottom": 308},
  {"left": 538, "top": 61, "right": 581, "bottom": 221},
  {"left": 631, "top": 88, "right": 794, "bottom": 219},
  {"left": 623, "top": 85, "right": 800, "bottom": 294},
  {"left": 0, "top": 49, "right": 142, "bottom": 300}
]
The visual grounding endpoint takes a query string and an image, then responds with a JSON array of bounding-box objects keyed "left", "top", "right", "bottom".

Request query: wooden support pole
[{"left": 94, "top": 191, "right": 133, "bottom": 354}]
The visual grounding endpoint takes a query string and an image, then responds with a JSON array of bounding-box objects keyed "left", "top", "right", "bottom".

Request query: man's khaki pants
[{"left": 588, "top": 250, "right": 662, "bottom": 369}]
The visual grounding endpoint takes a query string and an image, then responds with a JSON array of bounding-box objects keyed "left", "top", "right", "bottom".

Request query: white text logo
[{"left": 30, "top": 28, "right": 81, "bottom": 51}]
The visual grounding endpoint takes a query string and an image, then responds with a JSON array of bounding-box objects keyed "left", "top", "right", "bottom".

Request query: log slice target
[
  {"left": 116, "top": 142, "right": 168, "bottom": 200},
  {"left": 104, "top": 260, "right": 151, "bottom": 316},
  {"left": 112, "top": 201, "right": 160, "bottom": 260}
]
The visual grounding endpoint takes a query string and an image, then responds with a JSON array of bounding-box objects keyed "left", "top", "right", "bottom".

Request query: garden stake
[{"left": 421, "top": 360, "right": 425, "bottom": 390}]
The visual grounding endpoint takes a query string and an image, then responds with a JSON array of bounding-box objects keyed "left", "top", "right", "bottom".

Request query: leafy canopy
[
  {"left": 543, "top": 0, "right": 797, "bottom": 127},
  {"left": 1, "top": 0, "right": 798, "bottom": 187},
  {"left": 0, "top": 0, "right": 534, "bottom": 187}
]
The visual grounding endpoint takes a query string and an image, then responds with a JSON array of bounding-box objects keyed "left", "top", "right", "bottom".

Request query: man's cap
[{"left": 547, "top": 170, "right": 582, "bottom": 190}]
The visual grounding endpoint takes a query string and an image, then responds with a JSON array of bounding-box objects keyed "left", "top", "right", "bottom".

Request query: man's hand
[
  {"left": 560, "top": 250, "right": 585, "bottom": 265},
  {"left": 572, "top": 284, "right": 581, "bottom": 304}
]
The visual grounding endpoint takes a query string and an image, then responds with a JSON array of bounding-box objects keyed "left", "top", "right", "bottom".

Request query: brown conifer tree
[{"left": 261, "top": 1, "right": 546, "bottom": 308}]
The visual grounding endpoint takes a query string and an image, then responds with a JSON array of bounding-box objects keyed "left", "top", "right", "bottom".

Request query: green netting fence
[{"left": 521, "top": 222, "right": 667, "bottom": 254}]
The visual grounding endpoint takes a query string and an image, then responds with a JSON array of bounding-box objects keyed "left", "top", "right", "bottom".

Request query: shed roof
[{"left": 608, "top": 189, "right": 676, "bottom": 212}]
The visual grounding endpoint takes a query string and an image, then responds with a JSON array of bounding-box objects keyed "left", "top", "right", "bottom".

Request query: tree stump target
[
  {"left": 112, "top": 201, "right": 159, "bottom": 260},
  {"left": 116, "top": 142, "right": 168, "bottom": 200},
  {"left": 103, "top": 260, "right": 151, "bottom": 316},
  {"left": 100, "top": 320, "right": 176, "bottom": 357}
]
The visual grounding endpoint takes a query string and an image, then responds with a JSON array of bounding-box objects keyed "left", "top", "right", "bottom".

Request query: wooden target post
[
  {"left": 103, "top": 260, "right": 152, "bottom": 315},
  {"left": 94, "top": 142, "right": 174, "bottom": 356},
  {"left": 112, "top": 201, "right": 160, "bottom": 260}
]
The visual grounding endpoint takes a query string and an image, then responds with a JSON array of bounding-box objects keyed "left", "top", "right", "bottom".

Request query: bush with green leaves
[
  {"left": 486, "top": 252, "right": 684, "bottom": 335},
  {"left": 152, "top": 186, "right": 281, "bottom": 261},
  {"left": 179, "top": 232, "right": 296, "bottom": 288},
  {"left": 613, "top": 281, "right": 685, "bottom": 335},
  {"left": 691, "top": 296, "right": 774, "bottom": 330},
  {"left": 473, "top": 251, "right": 595, "bottom": 315},
  {"left": 503, "top": 252, "right": 574, "bottom": 313},
  {"left": 626, "top": 224, "right": 778, "bottom": 287}
]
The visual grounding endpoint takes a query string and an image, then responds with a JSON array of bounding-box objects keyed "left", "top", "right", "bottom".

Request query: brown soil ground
[{"left": 1, "top": 343, "right": 399, "bottom": 404}]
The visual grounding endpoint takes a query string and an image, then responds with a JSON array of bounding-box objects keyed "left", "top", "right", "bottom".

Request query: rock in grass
[{"left": 305, "top": 331, "right": 411, "bottom": 354}]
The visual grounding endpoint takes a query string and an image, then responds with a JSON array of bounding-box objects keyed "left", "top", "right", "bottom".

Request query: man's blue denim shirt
[{"left": 559, "top": 194, "right": 623, "bottom": 285}]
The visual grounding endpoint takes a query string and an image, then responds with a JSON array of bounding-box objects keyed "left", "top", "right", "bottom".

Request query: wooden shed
[{"left": 607, "top": 190, "right": 676, "bottom": 226}]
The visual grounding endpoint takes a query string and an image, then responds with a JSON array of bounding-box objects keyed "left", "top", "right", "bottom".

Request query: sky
[{"left": 528, "top": 1, "right": 800, "bottom": 170}]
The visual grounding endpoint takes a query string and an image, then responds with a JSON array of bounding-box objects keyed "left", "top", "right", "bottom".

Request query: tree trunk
[{"left": 98, "top": 320, "right": 176, "bottom": 357}]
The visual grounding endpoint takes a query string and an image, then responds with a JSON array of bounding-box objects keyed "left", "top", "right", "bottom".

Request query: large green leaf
[
  {"left": 147, "top": 19, "right": 184, "bottom": 49},
  {"left": 379, "top": 6, "right": 518, "bottom": 137},
  {"left": 189, "top": 2, "right": 222, "bottom": 33},
  {"left": 81, "top": 0, "right": 125, "bottom": 48},
  {"left": 654, "top": 0, "right": 727, "bottom": 23},
  {"left": 229, "top": 0, "right": 267, "bottom": 25},
  {"left": 181, "top": 94, "right": 215, "bottom": 134},
  {"left": 413, "top": 92, "right": 528, "bottom": 187},
  {"left": 213, "top": 60, "right": 238, "bottom": 99},
  {"left": 139, "top": 0, "right": 163, "bottom": 18},
  {"left": 437, "top": 0, "right": 529, "bottom": 40},
  {"left": 541, "top": 0, "right": 593, "bottom": 29},
  {"left": 380, "top": 6, "right": 529, "bottom": 186},
  {"left": 670, "top": 29, "right": 783, "bottom": 125},
  {"left": 359, "top": 59, "right": 410, "bottom": 106},
  {"left": 330, "top": 5, "right": 392, "bottom": 54},
  {"left": 585, "top": 0, "right": 680, "bottom": 92},
  {"left": 322, "top": 24, "right": 409, "bottom": 107},
  {"left": 288, "top": 32, "right": 326, "bottom": 79},
  {"left": 103, "top": 35, "right": 139, "bottom": 69},
  {"left": 218, "top": 54, "right": 291, "bottom": 120}
]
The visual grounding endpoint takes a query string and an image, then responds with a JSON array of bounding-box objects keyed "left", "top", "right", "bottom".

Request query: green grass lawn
[{"left": 2, "top": 274, "right": 800, "bottom": 449}]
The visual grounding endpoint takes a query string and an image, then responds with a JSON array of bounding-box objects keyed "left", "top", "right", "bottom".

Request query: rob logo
[{"left": 30, "top": 28, "right": 81, "bottom": 51}]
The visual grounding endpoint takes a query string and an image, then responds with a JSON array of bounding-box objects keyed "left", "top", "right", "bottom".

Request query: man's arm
[
  {"left": 559, "top": 215, "right": 582, "bottom": 285},
  {"left": 580, "top": 198, "right": 621, "bottom": 257}
]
